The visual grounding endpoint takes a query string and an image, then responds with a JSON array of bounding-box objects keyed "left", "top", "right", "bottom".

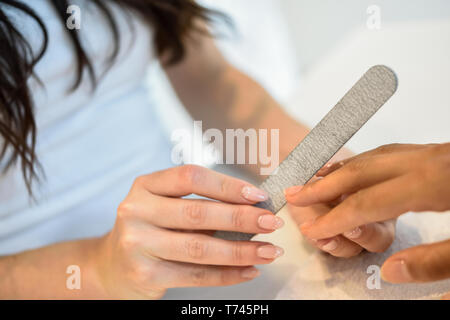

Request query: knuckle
[
  {"left": 130, "top": 262, "right": 158, "bottom": 287},
  {"left": 231, "top": 242, "right": 244, "bottom": 264},
  {"left": 231, "top": 206, "right": 246, "bottom": 229},
  {"left": 119, "top": 233, "right": 139, "bottom": 252},
  {"left": 133, "top": 176, "right": 146, "bottom": 188},
  {"left": 220, "top": 178, "right": 229, "bottom": 195},
  {"left": 219, "top": 268, "right": 229, "bottom": 285},
  {"left": 344, "top": 192, "right": 367, "bottom": 223},
  {"left": 346, "top": 159, "right": 369, "bottom": 174},
  {"left": 347, "top": 191, "right": 364, "bottom": 210},
  {"left": 117, "top": 201, "right": 137, "bottom": 220},
  {"left": 182, "top": 202, "right": 207, "bottom": 227},
  {"left": 179, "top": 165, "right": 204, "bottom": 188},
  {"left": 185, "top": 237, "right": 207, "bottom": 260},
  {"left": 190, "top": 268, "right": 209, "bottom": 285}
]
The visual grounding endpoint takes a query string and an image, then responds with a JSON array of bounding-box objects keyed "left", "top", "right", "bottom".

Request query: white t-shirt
[{"left": 0, "top": 0, "right": 173, "bottom": 254}]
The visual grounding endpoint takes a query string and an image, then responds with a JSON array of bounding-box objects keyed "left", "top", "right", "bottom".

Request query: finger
[
  {"left": 286, "top": 154, "right": 406, "bottom": 207},
  {"left": 152, "top": 260, "right": 261, "bottom": 288},
  {"left": 138, "top": 196, "right": 284, "bottom": 233},
  {"left": 314, "top": 235, "right": 363, "bottom": 258},
  {"left": 147, "top": 228, "right": 284, "bottom": 266},
  {"left": 301, "top": 174, "right": 419, "bottom": 240},
  {"left": 289, "top": 204, "right": 365, "bottom": 258},
  {"left": 135, "top": 165, "right": 268, "bottom": 204},
  {"left": 381, "top": 239, "right": 450, "bottom": 283},
  {"left": 343, "top": 220, "right": 396, "bottom": 253},
  {"left": 442, "top": 292, "right": 450, "bottom": 300},
  {"left": 316, "top": 144, "right": 429, "bottom": 177},
  {"left": 288, "top": 202, "right": 331, "bottom": 227}
]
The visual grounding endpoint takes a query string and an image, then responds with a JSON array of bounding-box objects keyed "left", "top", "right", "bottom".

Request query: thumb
[{"left": 381, "top": 239, "right": 450, "bottom": 283}]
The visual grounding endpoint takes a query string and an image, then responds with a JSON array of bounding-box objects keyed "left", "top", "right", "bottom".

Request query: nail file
[{"left": 215, "top": 65, "right": 398, "bottom": 241}]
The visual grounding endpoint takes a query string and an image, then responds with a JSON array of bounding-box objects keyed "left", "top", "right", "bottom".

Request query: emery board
[{"left": 215, "top": 65, "right": 398, "bottom": 241}]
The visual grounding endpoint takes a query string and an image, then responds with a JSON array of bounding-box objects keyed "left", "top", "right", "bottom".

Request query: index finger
[
  {"left": 300, "top": 174, "right": 419, "bottom": 239},
  {"left": 286, "top": 154, "right": 404, "bottom": 207},
  {"left": 135, "top": 165, "right": 268, "bottom": 205}
]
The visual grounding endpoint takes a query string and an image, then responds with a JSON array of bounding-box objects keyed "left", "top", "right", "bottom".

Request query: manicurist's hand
[
  {"left": 285, "top": 143, "right": 450, "bottom": 299},
  {"left": 94, "top": 165, "right": 285, "bottom": 299}
]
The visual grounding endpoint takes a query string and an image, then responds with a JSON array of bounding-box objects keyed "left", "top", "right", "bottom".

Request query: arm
[
  {"left": 163, "top": 33, "right": 313, "bottom": 176},
  {"left": 0, "top": 238, "right": 105, "bottom": 299},
  {"left": 0, "top": 166, "right": 283, "bottom": 299}
]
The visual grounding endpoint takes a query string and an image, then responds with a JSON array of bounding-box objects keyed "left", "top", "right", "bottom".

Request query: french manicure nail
[
  {"left": 258, "top": 215, "right": 284, "bottom": 230},
  {"left": 242, "top": 186, "right": 269, "bottom": 202},
  {"left": 321, "top": 239, "right": 338, "bottom": 252},
  {"left": 241, "top": 267, "right": 261, "bottom": 279},
  {"left": 257, "top": 245, "right": 284, "bottom": 259},
  {"left": 381, "top": 259, "right": 412, "bottom": 283},
  {"left": 344, "top": 227, "right": 362, "bottom": 239},
  {"left": 285, "top": 185, "right": 303, "bottom": 196}
]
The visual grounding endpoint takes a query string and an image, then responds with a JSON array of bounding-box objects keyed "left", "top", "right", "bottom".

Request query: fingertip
[
  {"left": 284, "top": 186, "right": 310, "bottom": 207},
  {"left": 241, "top": 185, "right": 269, "bottom": 203},
  {"left": 381, "top": 258, "right": 413, "bottom": 283},
  {"left": 284, "top": 185, "right": 304, "bottom": 197},
  {"left": 240, "top": 266, "right": 261, "bottom": 280},
  {"left": 257, "top": 214, "right": 285, "bottom": 231}
]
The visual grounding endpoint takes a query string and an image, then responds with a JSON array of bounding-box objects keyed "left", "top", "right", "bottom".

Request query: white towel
[{"left": 276, "top": 212, "right": 450, "bottom": 300}]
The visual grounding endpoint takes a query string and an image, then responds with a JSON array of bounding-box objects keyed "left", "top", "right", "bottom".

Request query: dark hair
[{"left": 0, "top": 0, "right": 225, "bottom": 194}]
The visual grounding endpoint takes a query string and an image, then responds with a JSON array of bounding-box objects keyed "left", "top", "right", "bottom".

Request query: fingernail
[
  {"left": 258, "top": 215, "right": 284, "bottom": 230},
  {"left": 257, "top": 245, "right": 284, "bottom": 259},
  {"left": 284, "top": 185, "right": 303, "bottom": 196},
  {"left": 318, "top": 162, "right": 333, "bottom": 172},
  {"left": 242, "top": 186, "right": 269, "bottom": 202},
  {"left": 241, "top": 267, "right": 261, "bottom": 279},
  {"left": 381, "top": 259, "right": 412, "bottom": 283},
  {"left": 320, "top": 239, "right": 338, "bottom": 252},
  {"left": 344, "top": 227, "right": 362, "bottom": 239}
]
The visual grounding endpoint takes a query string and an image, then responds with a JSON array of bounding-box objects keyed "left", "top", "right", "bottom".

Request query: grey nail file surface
[{"left": 215, "top": 65, "right": 398, "bottom": 241}]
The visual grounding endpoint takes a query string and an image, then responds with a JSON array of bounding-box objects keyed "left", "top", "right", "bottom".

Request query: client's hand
[
  {"left": 94, "top": 165, "right": 285, "bottom": 299},
  {"left": 286, "top": 143, "right": 450, "bottom": 299}
]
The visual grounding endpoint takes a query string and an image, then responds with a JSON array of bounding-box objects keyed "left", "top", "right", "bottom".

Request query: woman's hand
[
  {"left": 286, "top": 190, "right": 396, "bottom": 258},
  {"left": 285, "top": 143, "right": 450, "bottom": 299},
  {"left": 94, "top": 165, "right": 285, "bottom": 299}
]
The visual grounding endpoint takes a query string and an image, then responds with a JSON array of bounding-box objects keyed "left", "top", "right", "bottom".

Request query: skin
[
  {"left": 286, "top": 143, "right": 450, "bottom": 299},
  {"left": 0, "top": 28, "right": 394, "bottom": 298}
]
